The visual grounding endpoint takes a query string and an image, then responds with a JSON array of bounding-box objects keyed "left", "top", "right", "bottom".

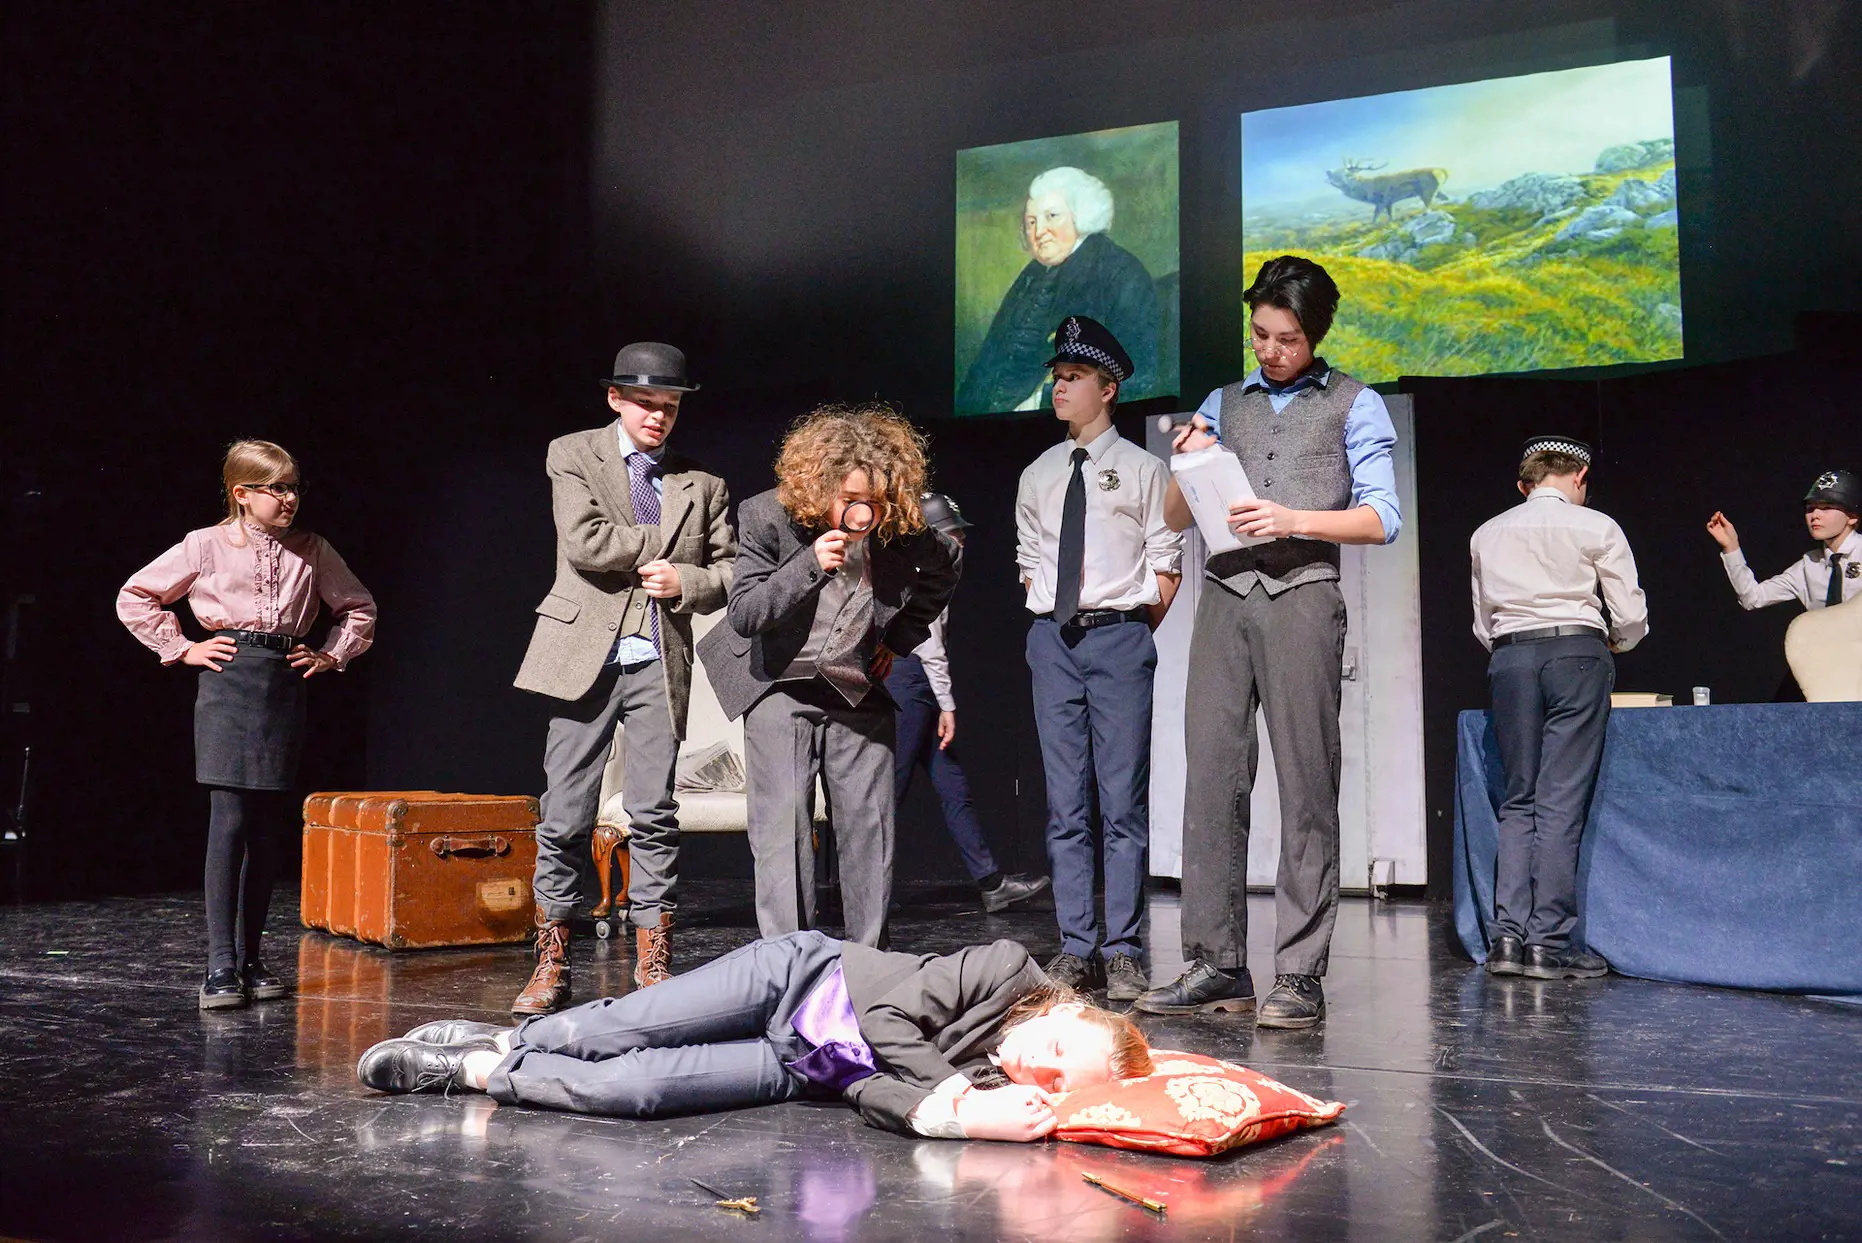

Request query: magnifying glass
[{"left": 839, "top": 500, "right": 878, "bottom": 536}]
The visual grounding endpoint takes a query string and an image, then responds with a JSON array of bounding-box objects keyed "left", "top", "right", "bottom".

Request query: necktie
[
  {"left": 627, "top": 453, "right": 663, "bottom": 654},
  {"left": 1053, "top": 447, "right": 1089, "bottom": 625},
  {"left": 817, "top": 544, "right": 875, "bottom": 706},
  {"left": 1828, "top": 553, "right": 1845, "bottom": 609}
]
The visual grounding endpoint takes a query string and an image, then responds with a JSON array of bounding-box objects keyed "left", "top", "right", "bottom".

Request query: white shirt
[
  {"left": 904, "top": 1072, "right": 972, "bottom": 1139},
  {"left": 910, "top": 610, "right": 956, "bottom": 711},
  {"left": 1720, "top": 530, "right": 1859, "bottom": 611},
  {"left": 1015, "top": 424, "right": 1182, "bottom": 613},
  {"left": 1470, "top": 487, "right": 1649, "bottom": 652}
]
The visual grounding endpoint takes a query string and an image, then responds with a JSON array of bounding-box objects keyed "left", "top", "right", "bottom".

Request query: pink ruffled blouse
[{"left": 117, "top": 523, "right": 377, "bottom": 668}]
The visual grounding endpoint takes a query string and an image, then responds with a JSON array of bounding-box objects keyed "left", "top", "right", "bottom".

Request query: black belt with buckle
[
  {"left": 1037, "top": 608, "right": 1148, "bottom": 631},
  {"left": 217, "top": 629, "right": 295, "bottom": 652},
  {"left": 1492, "top": 625, "right": 1606, "bottom": 648}
]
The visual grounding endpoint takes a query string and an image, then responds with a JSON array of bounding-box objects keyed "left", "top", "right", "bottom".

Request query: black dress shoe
[
  {"left": 404, "top": 1019, "right": 513, "bottom": 1046},
  {"left": 981, "top": 873, "right": 1051, "bottom": 913},
  {"left": 356, "top": 1038, "right": 494, "bottom": 1094},
  {"left": 1256, "top": 974, "right": 1326, "bottom": 1029},
  {"left": 1522, "top": 944, "right": 1610, "bottom": 980},
  {"left": 1133, "top": 959, "right": 1256, "bottom": 1015},
  {"left": 1104, "top": 953, "right": 1148, "bottom": 1002},
  {"left": 1044, "top": 951, "right": 1104, "bottom": 992},
  {"left": 199, "top": 967, "right": 248, "bottom": 1011},
  {"left": 1486, "top": 935, "right": 1525, "bottom": 977},
  {"left": 242, "top": 961, "right": 291, "bottom": 1001}
]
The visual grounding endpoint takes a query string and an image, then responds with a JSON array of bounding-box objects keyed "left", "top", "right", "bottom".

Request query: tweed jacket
[
  {"left": 513, "top": 421, "right": 735, "bottom": 737},
  {"left": 695, "top": 489, "right": 961, "bottom": 722},
  {"left": 839, "top": 938, "right": 1048, "bottom": 1134}
]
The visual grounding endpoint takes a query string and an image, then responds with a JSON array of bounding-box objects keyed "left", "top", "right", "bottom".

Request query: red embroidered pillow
[{"left": 1053, "top": 1051, "right": 1345, "bottom": 1157}]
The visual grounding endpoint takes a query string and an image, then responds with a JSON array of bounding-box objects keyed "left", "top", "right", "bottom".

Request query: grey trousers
[
  {"left": 1180, "top": 578, "right": 1346, "bottom": 977},
  {"left": 744, "top": 680, "right": 895, "bottom": 948},
  {"left": 486, "top": 930, "right": 839, "bottom": 1117},
  {"left": 534, "top": 659, "right": 681, "bottom": 928},
  {"left": 1488, "top": 635, "right": 1614, "bottom": 949}
]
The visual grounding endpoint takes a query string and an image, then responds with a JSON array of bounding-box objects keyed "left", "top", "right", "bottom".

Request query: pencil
[{"left": 1081, "top": 1171, "right": 1166, "bottom": 1215}]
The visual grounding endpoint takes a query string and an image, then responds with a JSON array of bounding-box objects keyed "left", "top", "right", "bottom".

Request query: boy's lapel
[
  {"left": 657, "top": 472, "right": 696, "bottom": 555},
  {"left": 592, "top": 421, "right": 637, "bottom": 522}
]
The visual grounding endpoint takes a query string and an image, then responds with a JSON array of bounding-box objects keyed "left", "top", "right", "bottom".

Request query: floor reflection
[{"left": 909, "top": 1129, "right": 1343, "bottom": 1240}]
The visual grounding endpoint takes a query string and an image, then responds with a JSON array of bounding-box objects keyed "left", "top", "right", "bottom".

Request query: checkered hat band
[
  {"left": 1056, "top": 343, "right": 1127, "bottom": 381},
  {"left": 1524, "top": 439, "right": 1591, "bottom": 463}
]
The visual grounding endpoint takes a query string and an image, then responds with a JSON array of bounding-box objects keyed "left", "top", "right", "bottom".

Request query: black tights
[{"left": 205, "top": 788, "right": 288, "bottom": 974}]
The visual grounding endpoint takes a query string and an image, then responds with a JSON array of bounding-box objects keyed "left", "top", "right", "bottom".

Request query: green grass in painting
[{"left": 1245, "top": 161, "right": 1683, "bottom": 380}]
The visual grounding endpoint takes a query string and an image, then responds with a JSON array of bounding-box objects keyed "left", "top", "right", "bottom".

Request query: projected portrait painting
[
  {"left": 955, "top": 122, "right": 1179, "bottom": 417},
  {"left": 1242, "top": 57, "right": 1681, "bottom": 382}
]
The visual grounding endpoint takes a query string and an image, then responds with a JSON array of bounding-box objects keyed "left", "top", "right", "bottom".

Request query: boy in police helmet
[{"left": 1707, "top": 469, "right": 1861, "bottom": 613}]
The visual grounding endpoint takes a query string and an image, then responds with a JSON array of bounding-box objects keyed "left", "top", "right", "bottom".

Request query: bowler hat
[
  {"left": 603, "top": 342, "right": 699, "bottom": 393},
  {"left": 1804, "top": 469, "right": 1861, "bottom": 513},
  {"left": 920, "top": 492, "right": 972, "bottom": 535}
]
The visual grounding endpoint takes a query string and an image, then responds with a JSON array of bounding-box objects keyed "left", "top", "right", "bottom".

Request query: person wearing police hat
[
  {"left": 1015, "top": 315, "right": 1184, "bottom": 999},
  {"left": 887, "top": 494, "right": 1050, "bottom": 913},
  {"left": 511, "top": 342, "right": 738, "bottom": 1014},
  {"left": 1139, "top": 256, "right": 1402, "bottom": 1027},
  {"left": 1470, "top": 436, "right": 1648, "bottom": 980},
  {"left": 1707, "top": 469, "right": 1861, "bottom": 614}
]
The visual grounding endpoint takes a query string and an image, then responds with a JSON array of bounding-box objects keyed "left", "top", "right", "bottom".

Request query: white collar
[
  {"left": 1828, "top": 529, "right": 1860, "bottom": 559},
  {"left": 1067, "top": 422, "right": 1122, "bottom": 464},
  {"left": 1527, "top": 486, "right": 1572, "bottom": 505}
]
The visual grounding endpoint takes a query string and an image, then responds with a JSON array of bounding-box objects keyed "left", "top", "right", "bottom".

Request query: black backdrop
[{"left": 4, "top": 2, "right": 1859, "bottom": 901}]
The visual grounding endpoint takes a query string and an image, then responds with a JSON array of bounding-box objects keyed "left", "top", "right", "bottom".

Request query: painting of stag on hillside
[{"left": 1241, "top": 57, "right": 1682, "bottom": 383}]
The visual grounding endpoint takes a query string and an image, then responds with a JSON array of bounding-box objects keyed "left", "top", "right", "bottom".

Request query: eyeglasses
[
  {"left": 244, "top": 482, "right": 304, "bottom": 499},
  {"left": 1248, "top": 338, "right": 1305, "bottom": 359}
]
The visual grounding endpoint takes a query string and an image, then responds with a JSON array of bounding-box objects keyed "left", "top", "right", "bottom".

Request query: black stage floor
[{"left": 0, "top": 883, "right": 1855, "bottom": 1242}]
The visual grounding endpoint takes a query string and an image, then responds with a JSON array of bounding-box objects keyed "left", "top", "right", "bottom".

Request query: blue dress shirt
[
  {"left": 1194, "top": 364, "right": 1403, "bottom": 545},
  {"left": 608, "top": 423, "right": 666, "bottom": 667}
]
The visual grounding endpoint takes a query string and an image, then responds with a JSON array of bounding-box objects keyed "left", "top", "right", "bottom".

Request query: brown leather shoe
[
  {"left": 633, "top": 915, "right": 673, "bottom": 989},
  {"left": 512, "top": 914, "right": 572, "bottom": 1016}
]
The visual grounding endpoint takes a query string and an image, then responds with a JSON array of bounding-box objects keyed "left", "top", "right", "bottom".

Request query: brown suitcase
[{"left": 301, "top": 790, "right": 539, "bottom": 949}]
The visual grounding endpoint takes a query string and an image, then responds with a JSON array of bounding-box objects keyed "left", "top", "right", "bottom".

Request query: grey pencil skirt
[{"left": 194, "top": 639, "right": 306, "bottom": 791}]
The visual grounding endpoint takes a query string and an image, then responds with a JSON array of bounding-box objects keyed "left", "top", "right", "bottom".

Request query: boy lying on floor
[{"left": 357, "top": 931, "right": 1153, "bottom": 1140}]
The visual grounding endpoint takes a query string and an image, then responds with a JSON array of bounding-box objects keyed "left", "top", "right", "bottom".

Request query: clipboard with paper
[{"left": 1169, "top": 444, "right": 1269, "bottom": 553}]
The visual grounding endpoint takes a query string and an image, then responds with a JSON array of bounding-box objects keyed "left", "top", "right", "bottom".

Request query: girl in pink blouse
[{"left": 117, "top": 440, "right": 376, "bottom": 1010}]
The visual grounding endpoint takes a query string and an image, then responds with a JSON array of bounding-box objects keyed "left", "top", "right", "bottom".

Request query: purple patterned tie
[{"left": 627, "top": 452, "right": 662, "bottom": 654}]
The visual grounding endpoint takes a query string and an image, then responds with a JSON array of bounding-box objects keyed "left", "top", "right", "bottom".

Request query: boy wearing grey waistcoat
[{"left": 1137, "top": 256, "right": 1402, "bottom": 1029}]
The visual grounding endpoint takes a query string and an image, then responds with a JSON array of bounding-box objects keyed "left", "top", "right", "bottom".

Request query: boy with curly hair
[{"left": 698, "top": 405, "right": 962, "bottom": 947}]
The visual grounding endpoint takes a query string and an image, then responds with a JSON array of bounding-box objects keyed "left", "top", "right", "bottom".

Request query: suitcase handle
[{"left": 429, "top": 835, "right": 511, "bottom": 859}]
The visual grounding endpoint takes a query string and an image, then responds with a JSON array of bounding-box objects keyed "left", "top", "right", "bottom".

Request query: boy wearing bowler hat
[
  {"left": 511, "top": 343, "right": 738, "bottom": 1015},
  {"left": 1470, "top": 436, "right": 1647, "bottom": 980},
  {"left": 1016, "top": 315, "right": 1183, "bottom": 999}
]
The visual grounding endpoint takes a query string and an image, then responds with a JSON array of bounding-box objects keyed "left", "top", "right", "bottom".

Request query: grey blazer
[
  {"left": 840, "top": 939, "right": 1048, "bottom": 1134},
  {"left": 513, "top": 421, "right": 736, "bottom": 738},
  {"left": 695, "top": 489, "right": 961, "bottom": 722}
]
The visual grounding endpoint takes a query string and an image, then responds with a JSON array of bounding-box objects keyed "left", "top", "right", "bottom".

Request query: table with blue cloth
[{"left": 1453, "top": 702, "right": 1862, "bottom": 997}]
